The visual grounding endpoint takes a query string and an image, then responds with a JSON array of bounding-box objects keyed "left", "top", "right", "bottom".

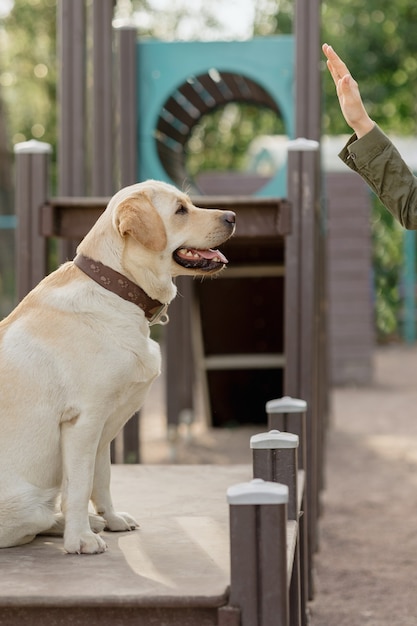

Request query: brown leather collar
[{"left": 73, "top": 254, "right": 169, "bottom": 324}]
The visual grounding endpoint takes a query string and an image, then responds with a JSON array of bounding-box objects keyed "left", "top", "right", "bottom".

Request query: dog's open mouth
[{"left": 173, "top": 247, "right": 228, "bottom": 271}]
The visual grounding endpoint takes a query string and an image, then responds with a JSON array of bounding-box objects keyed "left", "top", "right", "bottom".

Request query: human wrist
[{"left": 353, "top": 116, "right": 375, "bottom": 139}]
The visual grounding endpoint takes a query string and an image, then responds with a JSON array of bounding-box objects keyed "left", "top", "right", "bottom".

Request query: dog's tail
[{"left": 0, "top": 482, "right": 58, "bottom": 548}]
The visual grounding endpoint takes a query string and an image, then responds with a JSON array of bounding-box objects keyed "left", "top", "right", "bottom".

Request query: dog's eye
[{"left": 176, "top": 205, "right": 188, "bottom": 215}]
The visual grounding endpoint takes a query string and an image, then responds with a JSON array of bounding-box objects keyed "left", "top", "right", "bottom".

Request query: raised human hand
[{"left": 322, "top": 43, "right": 374, "bottom": 138}]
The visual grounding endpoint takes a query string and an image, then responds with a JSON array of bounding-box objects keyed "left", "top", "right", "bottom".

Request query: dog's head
[
  {"left": 76, "top": 180, "right": 236, "bottom": 304},
  {"left": 111, "top": 180, "right": 236, "bottom": 278}
]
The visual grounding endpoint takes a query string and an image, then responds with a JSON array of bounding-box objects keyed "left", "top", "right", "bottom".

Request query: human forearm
[{"left": 340, "top": 126, "right": 417, "bottom": 229}]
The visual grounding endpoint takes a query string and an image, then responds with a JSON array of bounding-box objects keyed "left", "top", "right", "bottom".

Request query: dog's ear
[{"left": 114, "top": 192, "right": 167, "bottom": 252}]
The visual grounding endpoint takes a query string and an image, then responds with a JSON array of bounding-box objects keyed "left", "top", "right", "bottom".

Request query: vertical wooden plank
[
  {"left": 293, "top": 0, "right": 325, "bottom": 561},
  {"left": 166, "top": 277, "right": 195, "bottom": 453},
  {"left": 265, "top": 397, "right": 309, "bottom": 622},
  {"left": 92, "top": 0, "right": 115, "bottom": 195},
  {"left": 91, "top": 1, "right": 140, "bottom": 462},
  {"left": 122, "top": 412, "right": 140, "bottom": 463},
  {"left": 115, "top": 26, "right": 137, "bottom": 188},
  {"left": 295, "top": 0, "right": 321, "bottom": 141},
  {"left": 57, "top": 0, "right": 86, "bottom": 262},
  {"left": 251, "top": 429, "right": 302, "bottom": 625},
  {"left": 259, "top": 503, "right": 289, "bottom": 626},
  {"left": 57, "top": 0, "right": 86, "bottom": 195},
  {"left": 300, "top": 149, "right": 320, "bottom": 563},
  {"left": 14, "top": 152, "right": 31, "bottom": 298},
  {"left": 227, "top": 480, "right": 289, "bottom": 626},
  {"left": 251, "top": 431, "right": 299, "bottom": 521},
  {"left": 284, "top": 150, "right": 302, "bottom": 398},
  {"left": 14, "top": 141, "right": 51, "bottom": 301},
  {"left": 266, "top": 397, "right": 307, "bottom": 471},
  {"left": 229, "top": 505, "right": 259, "bottom": 626},
  {"left": 30, "top": 154, "right": 51, "bottom": 286}
]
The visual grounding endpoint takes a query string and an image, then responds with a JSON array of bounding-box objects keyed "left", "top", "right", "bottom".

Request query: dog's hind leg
[
  {"left": 91, "top": 443, "right": 139, "bottom": 532},
  {"left": 0, "top": 483, "right": 57, "bottom": 548}
]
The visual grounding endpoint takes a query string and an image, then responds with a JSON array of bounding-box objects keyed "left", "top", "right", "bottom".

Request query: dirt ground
[
  {"left": 140, "top": 342, "right": 417, "bottom": 625},
  {"left": 310, "top": 344, "right": 417, "bottom": 626}
]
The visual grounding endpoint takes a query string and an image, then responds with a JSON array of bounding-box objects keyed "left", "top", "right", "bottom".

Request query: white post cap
[
  {"left": 250, "top": 429, "right": 299, "bottom": 449},
  {"left": 227, "top": 478, "right": 288, "bottom": 505},
  {"left": 14, "top": 139, "right": 52, "bottom": 154},
  {"left": 266, "top": 396, "right": 307, "bottom": 414},
  {"left": 287, "top": 137, "right": 319, "bottom": 151}
]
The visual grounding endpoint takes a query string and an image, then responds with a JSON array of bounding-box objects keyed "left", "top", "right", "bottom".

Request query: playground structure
[
  {"left": 1, "top": 398, "right": 308, "bottom": 626},
  {"left": 7, "top": 0, "right": 325, "bottom": 624},
  {"left": 136, "top": 36, "right": 294, "bottom": 196}
]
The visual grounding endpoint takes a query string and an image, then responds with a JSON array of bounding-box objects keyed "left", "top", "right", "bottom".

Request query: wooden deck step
[{"left": 0, "top": 465, "right": 251, "bottom": 626}]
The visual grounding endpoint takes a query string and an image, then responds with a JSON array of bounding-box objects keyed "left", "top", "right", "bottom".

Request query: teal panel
[
  {"left": 0, "top": 215, "right": 16, "bottom": 229},
  {"left": 137, "top": 36, "right": 294, "bottom": 196}
]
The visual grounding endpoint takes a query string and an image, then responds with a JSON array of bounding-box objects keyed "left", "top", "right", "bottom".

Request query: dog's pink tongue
[{"left": 197, "top": 248, "right": 228, "bottom": 264}]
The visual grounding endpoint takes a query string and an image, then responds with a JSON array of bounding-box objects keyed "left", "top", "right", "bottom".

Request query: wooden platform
[{"left": 0, "top": 465, "right": 251, "bottom": 626}]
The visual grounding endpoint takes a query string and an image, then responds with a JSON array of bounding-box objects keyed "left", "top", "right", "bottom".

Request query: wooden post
[
  {"left": 57, "top": 0, "right": 86, "bottom": 197},
  {"left": 14, "top": 140, "right": 52, "bottom": 301},
  {"left": 266, "top": 396, "right": 307, "bottom": 472},
  {"left": 295, "top": 0, "right": 321, "bottom": 141},
  {"left": 57, "top": 0, "right": 86, "bottom": 263},
  {"left": 226, "top": 479, "right": 289, "bottom": 626},
  {"left": 251, "top": 430, "right": 299, "bottom": 520},
  {"left": 92, "top": 0, "right": 115, "bottom": 196},
  {"left": 165, "top": 277, "right": 195, "bottom": 458},
  {"left": 285, "top": 140, "right": 321, "bottom": 567},
  {"left": 115, "top": 25, "right": 137, "bottom": 188},
  {"left": 251, "top": 430, "right": 302, "bottom": 626},
  {"left": 265, "top": 397, "right": 310, "bottom": 617},
  {"left": 93, "top": 3, "right": 140, "bottom": 462}
]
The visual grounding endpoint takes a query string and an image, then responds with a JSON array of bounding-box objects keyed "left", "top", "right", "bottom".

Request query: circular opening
[
  {"left": 155, "top": 71, "right": 288, "bottom": 195},
  {"left": 185, "top": 102, "right": 286, "bottom": 195}
]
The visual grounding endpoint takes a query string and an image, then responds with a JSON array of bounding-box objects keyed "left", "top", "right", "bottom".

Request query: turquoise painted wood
[
  {"left": 136, "top": 36, "right": 294, "bottom": 196},
  {"left": 0, "top": 215, "right": 16, "bottom": 229}
]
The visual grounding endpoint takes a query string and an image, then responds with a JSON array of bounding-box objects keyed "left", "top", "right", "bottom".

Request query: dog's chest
[{"left": 108, "top": 335, "right": 161, "bottom": 404}]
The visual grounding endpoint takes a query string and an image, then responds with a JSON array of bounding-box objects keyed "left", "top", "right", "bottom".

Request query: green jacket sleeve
[{"left": 339, "top": 124, "right": 417, "bottom": 229}]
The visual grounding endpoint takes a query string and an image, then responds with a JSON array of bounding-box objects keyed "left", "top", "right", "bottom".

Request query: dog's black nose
[{"left": 223, "top": 211, "right": 236, "bottom": 225}]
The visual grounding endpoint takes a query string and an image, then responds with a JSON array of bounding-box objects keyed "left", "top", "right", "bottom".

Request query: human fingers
[
  {"left": 326, "top": 59, "right": 340, "bottom": 88},
  {"left": 322, "top": 44, "right": 351, "bottom": 80}
]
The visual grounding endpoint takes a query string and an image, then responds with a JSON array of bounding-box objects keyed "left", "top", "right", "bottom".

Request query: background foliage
[
  {"left": 0, "top": 0, "right": 415, "bottom": 338},
  {"left": 321, "top": 0, "right": 417, "bottom": 340}
]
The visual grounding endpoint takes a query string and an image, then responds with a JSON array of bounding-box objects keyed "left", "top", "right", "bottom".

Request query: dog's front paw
[
  {"left": 64, "top": 530, "right": 107, "bottom": 554},
  {"left": 104, "top": 512, "right": 139, "bottom": 532}
]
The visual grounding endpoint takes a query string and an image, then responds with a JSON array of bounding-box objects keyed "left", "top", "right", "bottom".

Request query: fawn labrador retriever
[{"left": 0, "top": 180, "right": 235, "bottom": 554}]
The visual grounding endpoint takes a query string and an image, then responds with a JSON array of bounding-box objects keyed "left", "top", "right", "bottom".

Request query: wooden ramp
[{"left": 0, "top": 465, "right": 250, "bottom": 626}]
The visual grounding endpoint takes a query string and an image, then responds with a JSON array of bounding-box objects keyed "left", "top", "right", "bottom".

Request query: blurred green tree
[
  {"left": 0, "top": 0, "right": 57, "bottom": 149},
  {"left": 321, "top": 1, "right": 417, "bottom": 340},
  {"left": 322, "top": 1, "right": 417, "bottom": 135},
  {"left": 0, "top": 0, "right": 57, "bottom": 314}
]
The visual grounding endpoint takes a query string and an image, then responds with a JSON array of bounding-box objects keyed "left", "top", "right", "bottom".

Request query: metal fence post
[
  {"left": 14, "top": 140, "right": 52, "bottom": 301},
  {"left": 225, "top": 479, "right": 289, "bottom": 626}
]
